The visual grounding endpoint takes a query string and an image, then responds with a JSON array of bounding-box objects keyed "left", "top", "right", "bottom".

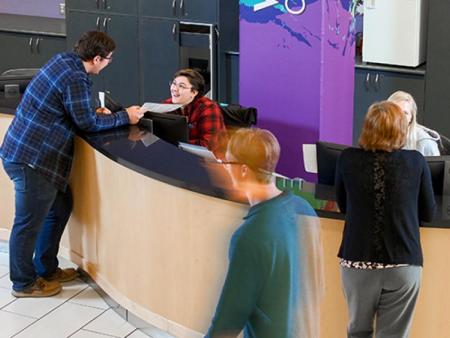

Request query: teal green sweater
[{"left": 206, "top": 191, "right": 321, "bottom": 338}]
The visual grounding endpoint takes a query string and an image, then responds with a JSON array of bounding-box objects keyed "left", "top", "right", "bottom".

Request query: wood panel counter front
[{"left": 1, "top": 112, "right": 450, "bottom": 337}]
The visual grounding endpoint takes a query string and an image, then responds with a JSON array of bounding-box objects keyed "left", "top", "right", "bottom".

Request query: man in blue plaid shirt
[{"left": 0, "top": 31, "right": 143, "bottom": 298}]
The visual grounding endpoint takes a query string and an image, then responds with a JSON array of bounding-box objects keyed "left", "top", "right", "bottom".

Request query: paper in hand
[{"left": 139, "top": 102, "right": 182, "bottom": 114}]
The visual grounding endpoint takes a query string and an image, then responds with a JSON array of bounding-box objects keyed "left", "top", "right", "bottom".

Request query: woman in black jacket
[{"left": 335, "top": 101, "right": 436, "bottom": 338}]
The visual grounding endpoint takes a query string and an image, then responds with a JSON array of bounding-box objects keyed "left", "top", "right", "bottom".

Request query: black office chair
[{"left": 220, "top": 104, "right": 257, "bottom": 128}]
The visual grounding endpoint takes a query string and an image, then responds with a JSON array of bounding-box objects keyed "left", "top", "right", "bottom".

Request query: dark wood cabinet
[
  {"left": 424, "top": 0, "right": 450, "bottom": 137},
  {"left": 65, "top": 1, "right": 139, "bottom": 106},
  {"left": 0, "top": 31, "right": 66, "bottom": 74},
  {"left": 140, "top": 18, "right": 179, "bottom": 102},
  {"left": 140, "top": 0, "right": 217, "bottom": 23},
  {"left": 353, "top": 67, "right": 425, "bottom": 144},
  {"left": 65, "top": 0, "right": 238, "bottom": 105}
]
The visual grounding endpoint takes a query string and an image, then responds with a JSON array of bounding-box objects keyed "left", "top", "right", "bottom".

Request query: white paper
[
  {"left": 302, "top": 144, "right": 318, "bottom": 174},
  {"left": 140, "top": 102, "right": 182, "bottom": 114},
  {"left": 98, "top": 91, "right": 105, "bottom": 108},
  {"left": 179, "top": 142, "right": 217, "bottom": 161},
  {"left": 141, "top": 133, "right": 159, "bottom": 147}
]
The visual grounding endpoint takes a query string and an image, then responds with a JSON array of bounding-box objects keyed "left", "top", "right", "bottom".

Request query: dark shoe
[
  {"left": 12, "top": 277, "right": 61, "bottom": 298},
  {"left": 45, "top": 267, "right": 79, "bottom": 283}
]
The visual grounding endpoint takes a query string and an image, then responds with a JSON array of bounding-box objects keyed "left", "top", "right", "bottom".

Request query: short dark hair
[
  {"left": 173, "top": 68, "right": 205, "bottom": 97},
  {"left": 359, "top": 101, "right": 407, "bottom": 152},
  {"left": 74, "top": 31, "right": 116, "bottom": 61},
  {"left": 227, "top": 128, "right": 280, "bottom": 184}
]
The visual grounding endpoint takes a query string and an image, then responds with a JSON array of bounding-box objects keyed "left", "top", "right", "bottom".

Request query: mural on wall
[{"left": 239, "top": 0, "right": 359, "bottom": 179}]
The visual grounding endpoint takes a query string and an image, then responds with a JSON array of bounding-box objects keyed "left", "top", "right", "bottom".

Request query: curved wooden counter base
[{"left": 1, "top": 113, "right": 450, "bottom": 337}]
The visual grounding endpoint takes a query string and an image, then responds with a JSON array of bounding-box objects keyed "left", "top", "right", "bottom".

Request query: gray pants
[{"left": 340, "top": 265, "right": 422, "bottom": 338}]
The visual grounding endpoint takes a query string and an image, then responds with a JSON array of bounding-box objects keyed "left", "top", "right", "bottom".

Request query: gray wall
[{"left": 0, "top": 0, "right": 63, "bottom": 18}]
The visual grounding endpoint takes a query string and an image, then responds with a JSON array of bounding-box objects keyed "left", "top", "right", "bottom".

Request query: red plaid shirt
[{"left": 164, "top": 96, "right": 226, "bottom": 150}]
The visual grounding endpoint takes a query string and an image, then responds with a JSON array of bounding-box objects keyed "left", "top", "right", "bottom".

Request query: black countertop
[
  {"left": 0, "top": 14, "right": 66, "bottom": 37},
  {"left": 1, "top": 94, "right": 449, "bottom": 228}
]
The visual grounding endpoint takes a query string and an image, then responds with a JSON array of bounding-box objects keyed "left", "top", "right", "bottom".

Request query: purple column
[{"left": 240, "top": 0, "right": 356, "bottom": 180}]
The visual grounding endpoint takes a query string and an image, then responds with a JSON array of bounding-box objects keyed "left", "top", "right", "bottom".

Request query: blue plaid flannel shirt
[{"left": 0, "top": 52, "right": 130, "bottom": 191}]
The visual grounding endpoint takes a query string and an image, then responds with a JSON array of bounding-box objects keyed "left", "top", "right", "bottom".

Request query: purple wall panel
[
  {"left": 240, "top": 0, "right": 356, "bottom": 179},
  {"left": 319, "top": 2, "right": 355, "bottom": 145},
  {"left": 0, "top": 0, "right": 63, "bottom": 18}
]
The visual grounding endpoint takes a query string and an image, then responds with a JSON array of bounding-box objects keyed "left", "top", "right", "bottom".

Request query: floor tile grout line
[
  {"left": 66, "top": 308, "right": 110, "bottom": 338},
  {"left": 1, "top": 308, "right": 38, "bottom": 319},
  {"left": 68, "top": 298, "right": 111, "bottom": 311},
  {"left": 79, "top": 327, "right": 123, "bottom": 338},
  {"left": 125, "top": 329, "right": 148, "bottom": 338},
  {"left": 9, "top": 285, "right": 93, "bottom": 338},
  {"left": 0, "top": 297, "right": 17, "bottom": 310}
]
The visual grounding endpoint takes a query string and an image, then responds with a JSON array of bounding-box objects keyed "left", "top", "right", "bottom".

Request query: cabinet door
[
  {"left": 141, "top": 0, "right": 177, "bottom": 19},
  {"left": 66, "top": 0, "right": 101, "bottom": 11},
  {"left": 424, "top": 0, "right": 450, "bottom": 137},
  {"left": 33, "top": 36, "right": 67, "bottom": 67},
  {"left": 66, "top": 11, "right": 106, "bottom": 98},
  {"left": 0, "top": 32, "right": 38, "bottom": 73},
  {"left": 101, "top": 0, "right": 138, "bottom": 15},
  {"left": 180, "top": 0, "right": 217, "bottom": 23},
  {"left": 141, "top": 18, "right": 180, "bottom": 102},
  {"left": 66, "top": 0, "right": 137, "bottom": 14},
  {"left": 353, "top": 69, "right": 425, "bottom": 144},
  {"left": 102, "top": 15, "right": 139, "bottom": 106}
]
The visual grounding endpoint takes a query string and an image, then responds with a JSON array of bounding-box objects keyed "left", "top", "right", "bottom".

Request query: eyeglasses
[
  {"left": 218, "top": 160, "right": 242, "bottom": 166},
  {"left": 169, "top": 81, "right": 193, "bottom": 91},
  {"left": 218, "top": 160, "right": 273, "bottom": 176},
  {"left": 102, "top": 55, "right": 113, "bottom": 63}
]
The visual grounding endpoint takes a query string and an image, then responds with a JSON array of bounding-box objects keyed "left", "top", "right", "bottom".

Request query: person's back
[
  {"left": 207, "top": 191, "right": 320, "bottom": 338},
  {"left": 336, "top": 147, "right": 435, "bottom": 265},
  {"left": 335, "top": 101, "right": 436, "bottom": 338}
]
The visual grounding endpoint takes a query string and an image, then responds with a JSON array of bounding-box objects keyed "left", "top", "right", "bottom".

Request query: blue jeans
[{"left": 2, "top": 161, "right": 73, "bottom": 291}]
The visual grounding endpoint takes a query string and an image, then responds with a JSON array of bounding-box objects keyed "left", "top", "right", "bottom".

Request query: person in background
[
  {"left": 205, "top": 128, "right": 323, "bottom": 338},
  {"left": 335, "top": 101, "right": 436, "bottom": 338},
  {"left": 164, "top": 68, "right": 226, "bottom": 152},
  {"left": 388, "top": 90, "right": 441, "bottom": 156},
  {"left": 0, "top": 31, "right": 143, "bottom": 298}
]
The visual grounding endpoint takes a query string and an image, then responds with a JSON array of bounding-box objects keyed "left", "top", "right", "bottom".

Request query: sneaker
[
  {"left": 45, "top": 267, "right": 79, "bottom": 283},
  {"left": 12, "top": 277, "right": 61, "bottom": 298}
]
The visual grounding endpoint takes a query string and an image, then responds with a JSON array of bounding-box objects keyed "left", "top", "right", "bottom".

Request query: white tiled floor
[{"left": 0, "top": 242, "right": 147, "bottom": 338}]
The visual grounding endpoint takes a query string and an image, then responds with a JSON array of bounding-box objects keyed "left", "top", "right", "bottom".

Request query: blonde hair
[
  {"left": 359, "top": 101, "right": 407, "bottom": 152},
  {"left": 227, "top": 128, "right": 280, "bottom": 184},
  {"left": 387, "top": 90, "right": 440, "bottom": 152}
]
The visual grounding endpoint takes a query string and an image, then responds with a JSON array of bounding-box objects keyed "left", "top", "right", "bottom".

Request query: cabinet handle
[
  {"left": 96, "top": 17, "right": 101, "bottom": 31},
  {"left": 103, "top": 17, "right": 109, "bottom": 33},
  {"left": 35, "top": 38, "right": 41, "bottom": 54},
  {"left": 172, "top": 0, "right": 177, "bottom": 16},
  {"left": 29, "top": 37, "right": 34, "bottom": 53},
  {"left": 364, "top": 73, "right": 370, "bottom": 91},
  {"left": 374, "top": 73, "right": 380, "bottom": 92},
  {"left": 103, "top": 0, "right": 108, "bottom": 10},
  {"left": 96, "top": 0, "right": 100, "bottom": 9},
  {"left": 172, "top": 23, "right": 177, "bottom": 40},
  {"left": 180, "top": 0, "right": 185, "bottom": 15},
  {"left": 215, "top": 27, "right": 220, "bottom": 41}
]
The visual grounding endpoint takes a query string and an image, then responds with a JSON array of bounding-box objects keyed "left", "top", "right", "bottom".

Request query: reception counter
[{"left": 1, "top": 107, "right": 450, "bottom": 337}]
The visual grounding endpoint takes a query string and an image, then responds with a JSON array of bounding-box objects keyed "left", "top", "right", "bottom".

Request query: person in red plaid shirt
[{"left": 164, "top": 69, "right": 226, "bottom": 152}]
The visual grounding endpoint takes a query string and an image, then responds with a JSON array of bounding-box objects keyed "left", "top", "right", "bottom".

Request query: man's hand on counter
[
  {"left": 126, "top": 105, "right": 144, "bottom": 125},
  {"left": 96, "top": 107, "right": 112, "bottom": 115}
]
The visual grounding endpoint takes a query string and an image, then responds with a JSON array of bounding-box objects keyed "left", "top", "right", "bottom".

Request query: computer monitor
[
  {"left": 425, "top": 156, "right": 450, "bottom": 195},
  {"left": 142, "top": 111, "right": 189, "bottom": 146},
  {"left": 316, "top": 141, "right": 349, "bottom": 186}
]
